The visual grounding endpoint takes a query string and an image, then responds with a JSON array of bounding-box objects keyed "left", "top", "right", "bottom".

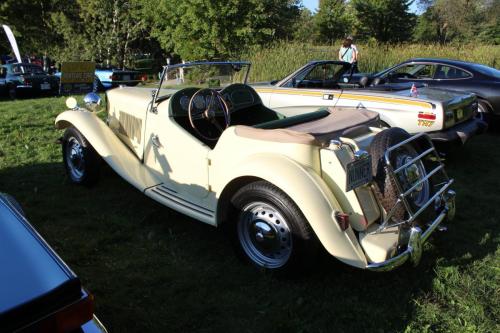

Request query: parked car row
[
  {"left": 0, "top": 62, "right": 147, "bottom": 99},
  {"left": 252, "top": 60, "right": 488, "bottom": 147},
  {"left": 351, "top": 58, "right": 500, "bottom": 124}
]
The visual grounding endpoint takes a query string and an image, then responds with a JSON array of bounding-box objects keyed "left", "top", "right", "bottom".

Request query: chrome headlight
[{"left": 83, "top": 92, "right": 102, "bottom": 112}]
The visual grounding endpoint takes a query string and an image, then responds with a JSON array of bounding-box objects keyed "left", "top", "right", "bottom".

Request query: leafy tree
[
  {"left": 142, "top": 0, "right": 301, "bottom": 61},
  {"left": 414, "top": 0, "right": 499, "bottom": 44},
  {"left": 0, "top": 0, "right": 59, "bottom": 56},
  {"left": 293, "top": 8, "right": 319, "bottom": 42},
  {"left": 351, "top": 0, "right": 416, "bottom": 43},
  {"left": 314, "top": 0, "right": 352, "bottom": 43},
  {"left": 48, "top": 0, "right": 149, "bottom": 67}
]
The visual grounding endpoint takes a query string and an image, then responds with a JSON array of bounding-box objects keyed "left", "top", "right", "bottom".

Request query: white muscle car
[
  {"left": 253, "top": 60, "right": 487, "bottom": 146},
  {"left": 56, "top": 61, "right": 455, "bottom": 274}
]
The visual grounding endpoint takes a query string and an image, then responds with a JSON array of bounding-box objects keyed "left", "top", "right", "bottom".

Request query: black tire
[
  {"left": 369, "top": 128, "right": 431, "bottom": 221},
  {"left": 228, "top": 180, "right": 320, "bottom": 274},
  {"left": 62, "top": 127, "right": 101, "bottom": 185},
  {"left": 2, "top": 193, "right": 25, "bottom": 217},
  {"left": 8, "top": 85, "right": 16, "bottom": 99}
]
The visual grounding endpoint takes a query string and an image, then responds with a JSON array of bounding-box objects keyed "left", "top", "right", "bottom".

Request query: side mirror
[
  {"left": 359, "top": 76, "right": 369, "bottom": 87},
  {"left": 372, "top": 77, "right": 383, "bottom": 86}
]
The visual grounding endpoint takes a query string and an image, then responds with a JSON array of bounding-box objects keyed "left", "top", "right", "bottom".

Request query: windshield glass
[
  {"left": 158, "top": 62, "right": 250, "bottom": 98},
  {"left": 12, "top": 64, "right": 46, "bottom": 75},
  {"left": 473, "top": 64, "right": 500, "bottom": 79},
  {"left": 281, "top": 62, "right": 352, "bottom": 87}
]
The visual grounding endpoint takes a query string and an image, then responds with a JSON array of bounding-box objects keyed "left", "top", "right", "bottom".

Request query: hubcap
[
  {"left": 395, "top": 145, "right": 430, "bottom": 208},
  {"left": 237, "top": 202, "right": 292, "bottom": 269},
  {"left": 65, "top": 137, "right": 85, "bottom": 180}
]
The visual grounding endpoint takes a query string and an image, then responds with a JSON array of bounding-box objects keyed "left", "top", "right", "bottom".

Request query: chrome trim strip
[
  {"left": 156, "top": 185, "right": 214, "bottom": 213},
  {"left": 150, "top": 188, "right": 214, "bottom": 218}
]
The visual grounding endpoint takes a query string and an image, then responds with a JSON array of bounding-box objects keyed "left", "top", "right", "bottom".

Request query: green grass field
[{"left": 0, "top": 96, "right": 499, "bottom": 332}]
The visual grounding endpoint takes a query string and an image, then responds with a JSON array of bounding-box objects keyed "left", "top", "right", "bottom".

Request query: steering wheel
[{"left": 188, "top": 88, "right": 231, "bottom": 141}]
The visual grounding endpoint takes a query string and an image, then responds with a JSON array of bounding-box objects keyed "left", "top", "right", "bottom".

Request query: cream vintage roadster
[{"left": 56, "top": 61, "right": 456, "bottom": 274}]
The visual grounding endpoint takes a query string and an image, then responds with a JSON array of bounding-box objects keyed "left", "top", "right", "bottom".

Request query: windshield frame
[
  {"left": 276, "top": 60, "right": 353, "bottom": 87},
  {"left": 154, "top": 61, "right": 252, "bottom": 103}
]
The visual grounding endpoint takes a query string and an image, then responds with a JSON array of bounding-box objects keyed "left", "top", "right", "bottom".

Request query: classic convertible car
[
  {"left": 56, "top": 61, "right": 455, "bottom": 274},
  {"left": 0, "top": 193, "right": 107, "bottom": 332},
  {"left": 253, "top": 60, "right": 487, "bottom": 146}
]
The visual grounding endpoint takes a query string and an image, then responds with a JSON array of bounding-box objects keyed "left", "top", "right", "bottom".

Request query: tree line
[{"left": 0, "top": 0, "right": 498, "bottom": 68}]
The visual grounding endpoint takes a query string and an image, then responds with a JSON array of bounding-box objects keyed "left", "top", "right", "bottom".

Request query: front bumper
[
  {"left": 367, "top": 189, "right": 456, "bottom": 272},
  {"left": 428, "top": 118, "right": 488, "bottom": 145}
]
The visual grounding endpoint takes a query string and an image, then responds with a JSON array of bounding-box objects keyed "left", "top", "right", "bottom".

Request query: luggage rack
[{"left": 370, "top": 133, "right": 455, "bottom": 235}]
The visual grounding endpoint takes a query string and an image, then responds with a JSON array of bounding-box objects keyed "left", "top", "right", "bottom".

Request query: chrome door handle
[{"left": 151, "top": 135, "right": 162, "bottom": 148}]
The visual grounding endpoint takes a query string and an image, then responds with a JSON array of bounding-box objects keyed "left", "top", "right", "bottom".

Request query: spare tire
[{"left": 369, "top": 128, "right": 431, "bottom": 221}]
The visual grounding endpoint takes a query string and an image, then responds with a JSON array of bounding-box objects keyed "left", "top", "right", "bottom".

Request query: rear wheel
[
  {"left": 228, "top": 181, "right": 319, "bottom": 274},
  {"left": 369, "top": 128, "right": 431, "bottom": 221},
  {"left": 62, "top": 127, "right": 101, "bottom": 185}
]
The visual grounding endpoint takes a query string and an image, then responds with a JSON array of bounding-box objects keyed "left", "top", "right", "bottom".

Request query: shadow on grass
[{"left": 0, "top": 130, "right": 498, "bottom": 333}]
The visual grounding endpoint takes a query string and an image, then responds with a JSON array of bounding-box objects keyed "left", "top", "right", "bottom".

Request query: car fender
[
  {"left": 215, "top": 153, "right": 367, "bottom": 268},
  {"left": 55, "top": 110, "right": 159, "bottom": 191}
]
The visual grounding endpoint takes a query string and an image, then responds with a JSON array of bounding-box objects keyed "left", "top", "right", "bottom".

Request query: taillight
[
  {"left": 140, "top": 74, "right": 148, "bottom": 81},
  {"left": 37, "top": 292, "right": 94, "bottom": 333},
  {"left": 418, "top": 112, "right": 436, "bottom": 120},
  {"left": 109, "top": 74, "right": 119, "bottom": 80}
]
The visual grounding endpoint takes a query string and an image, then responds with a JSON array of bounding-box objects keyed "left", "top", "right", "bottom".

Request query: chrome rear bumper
[{"left": 367, "top": 189, "right": 455, "bottom": 272}]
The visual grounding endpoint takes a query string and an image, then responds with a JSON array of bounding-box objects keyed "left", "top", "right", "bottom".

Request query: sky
[{"left": 302, "top": 0, "right": 420, "bottom": 13}]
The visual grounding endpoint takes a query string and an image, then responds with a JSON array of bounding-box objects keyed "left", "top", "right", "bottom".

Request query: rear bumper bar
[
  {"left": 367, "top": 189, "right": 455, "bottom": 272},
  {"left": 428, "top": 118, "right": 488, "bottom": 145}
]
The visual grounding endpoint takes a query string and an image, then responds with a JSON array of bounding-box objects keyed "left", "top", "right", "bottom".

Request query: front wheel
[
  {"left": 476, "top": 100, "right": 491, "bottom": 124},
  {"left": 62, "top": 127, "right": 101, "bottom": 185},
  {"left": 229, "top": 181, "right": 320, "bottom": 274}
]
